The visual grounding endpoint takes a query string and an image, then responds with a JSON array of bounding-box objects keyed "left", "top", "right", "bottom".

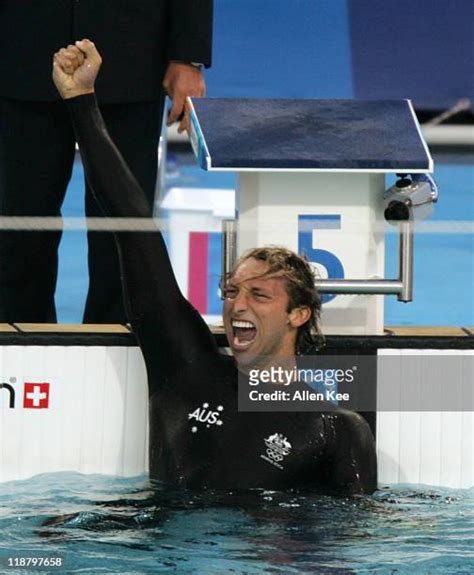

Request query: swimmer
[{"left": 52, "top": 40, "right": 377, "bottom": 494}]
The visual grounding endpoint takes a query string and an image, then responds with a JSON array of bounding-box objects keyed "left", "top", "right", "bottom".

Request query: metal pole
[
  {"left": 153, "top": 100, "right": 169, "bottom": 215},
  {"left": 315, "top": 220, "right": 414, "bottom": 298},
  {"left": 223, "top": 218, "right": 414, "bottom": 298},
  {"left": 315, "top": 279, "right": 403, "bottom": 295},
  {"left": 222, "top": 219, "right": 237, "bottom": 280},
  {"left": 398, "top": 220, "right": 414, "bottom": 302}
]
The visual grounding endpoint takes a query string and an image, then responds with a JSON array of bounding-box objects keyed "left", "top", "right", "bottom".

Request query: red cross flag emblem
[{"left": 23, "top": 382, "right": 50, "bottom": 409}]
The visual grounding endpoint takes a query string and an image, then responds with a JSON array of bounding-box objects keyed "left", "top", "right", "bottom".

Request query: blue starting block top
[{"left": 188, "top": 98, "right": 433, "bottom": 173}]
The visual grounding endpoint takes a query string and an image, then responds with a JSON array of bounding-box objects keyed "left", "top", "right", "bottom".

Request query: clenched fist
[{"left": 53, "top": 39, "right": 102, "bottom": 99}]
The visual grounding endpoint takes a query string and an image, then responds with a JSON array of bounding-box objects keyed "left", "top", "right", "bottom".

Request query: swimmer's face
[{"left": 223, "top": 257, "right": 311, "bottom": 368}]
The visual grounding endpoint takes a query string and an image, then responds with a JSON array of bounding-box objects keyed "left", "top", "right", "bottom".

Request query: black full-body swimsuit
[{"left": 67, "top": 94, "right": 377, "bottom": 495}]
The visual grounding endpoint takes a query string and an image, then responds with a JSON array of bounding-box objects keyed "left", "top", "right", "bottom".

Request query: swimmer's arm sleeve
[
  {"left": 324, "top": 411, "right": 378, "bottom": 495},
  {"left": 66, "top": 94, "right": 220, "bottom": 383}
]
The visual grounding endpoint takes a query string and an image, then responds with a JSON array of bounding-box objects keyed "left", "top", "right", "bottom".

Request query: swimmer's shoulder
[
  {"left": 332, "top": 409, "right": 373, "bottom": 434},
  {"left": 319, "top": 409, "right": 377, "bottom": 495},
  {"left": 326, "top": 409, "right": 375, "bottom": 453}
]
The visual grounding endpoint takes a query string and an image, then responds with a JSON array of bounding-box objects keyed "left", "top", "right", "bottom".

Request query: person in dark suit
[{"left": 0, "top": 0, "right": 213, "bottom": 323}]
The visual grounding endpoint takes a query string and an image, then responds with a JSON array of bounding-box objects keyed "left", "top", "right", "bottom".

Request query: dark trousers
[{"left": 0, "top": 97, "right": 164, "bottom": 323}]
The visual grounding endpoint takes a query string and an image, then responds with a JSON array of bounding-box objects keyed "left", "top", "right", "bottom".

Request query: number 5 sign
[{"left": 298, "top": 215, "right": 345, "bottom": 304}]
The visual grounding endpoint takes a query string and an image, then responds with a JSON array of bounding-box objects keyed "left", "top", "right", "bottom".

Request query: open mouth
[{"left": 231, "top": 320, "right": 257, "bottom": 350}]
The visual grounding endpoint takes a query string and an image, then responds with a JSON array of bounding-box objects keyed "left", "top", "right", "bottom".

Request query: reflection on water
[{"left": 0, "top": 473, "right": 472, "bottom": 574}]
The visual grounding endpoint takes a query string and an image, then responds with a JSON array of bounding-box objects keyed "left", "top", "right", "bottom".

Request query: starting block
[{"left": 188, "top": 98, "right": 433, "bottom": 334}]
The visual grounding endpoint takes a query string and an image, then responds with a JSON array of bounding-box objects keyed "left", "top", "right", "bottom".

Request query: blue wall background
[
  {"left": 207, "top": 0, "right": 353, "bottom": 99},
  {"left": 349, "top": 0, "right": 474, "bottom": 109},
  {"left": 206, "top": 0, "right": 473, "bottom": 110}
]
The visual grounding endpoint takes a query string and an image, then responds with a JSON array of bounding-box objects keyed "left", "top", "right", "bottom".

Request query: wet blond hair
[{"left": 225, "top": 246, "right": 324, "bottom": 353}]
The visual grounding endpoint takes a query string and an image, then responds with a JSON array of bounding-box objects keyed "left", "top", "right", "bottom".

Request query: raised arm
[{"left": 53, "top": 40, "right": 220, "bottom": 386}]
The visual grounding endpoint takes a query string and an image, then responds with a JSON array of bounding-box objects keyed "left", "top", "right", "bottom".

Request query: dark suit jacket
[{"left": 0, "top": 0, "right": 213, "bottom": 102}]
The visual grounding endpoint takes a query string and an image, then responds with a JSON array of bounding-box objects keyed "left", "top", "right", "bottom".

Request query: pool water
[{"left": 1, "top": 473, "right": 472, "bottom": 574}]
